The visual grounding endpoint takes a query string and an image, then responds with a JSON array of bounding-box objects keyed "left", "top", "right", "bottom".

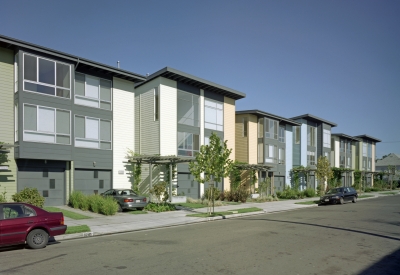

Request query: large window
[
  {"left": 178, "top": 132, "right": 199, "bottom": 156},
  {"left": 204, "top": 99, "right": 223, "bottom": 131},
  {"left": 75, "top": 116, "right": 112, "bottom": 149},
  {"left": 347, "top": 141, "right": 352, "bottom": 153},
  {"left": 307, "top": 151, "right": 315, "bottom": 166},
  {"left": 23, "top": 53, "right": 71, "bottom": 98},
  {"left": 278, "top": 148, "right": 285, "bottom": 164},
  {"left": 177, "top": 90, "right": 199, "bottom": 126},
  {"left": 367, "top": 143, "right": 372, "bottom": 158},
  {"left": 340, "top": 140, "right": 345, "bottom": 152},
  {"left": 279, "top": 126, "right": 285, "bottom": 143},
  {"left": 347, "top": 157, "right": 351, "bottom": 168},
  {"left": 265, "top": 119, "right": 278, "bottom": 140},
  {"left": 75, "top": 73, "right": 112, "bottom": 110},
  {"left": 258, "top": 118, "right": 263, "bottom": 138},
  {"left": 294, "top": 126, "right": 300, "bottom": 144},
  {"left": 23, "top": 104, "right": 70, "bottom": 144},
  {"left": 307, "top": 126, "right": 316, "bottom": 147},
  {"left": 323, "top": 129, "right": 330, "bottom": 148},
  {"left": 362, "top": 143, "right": 367, "bottom": 157},
  {"left": 265, "top": 144, "right": 277, "bottom": 163}
]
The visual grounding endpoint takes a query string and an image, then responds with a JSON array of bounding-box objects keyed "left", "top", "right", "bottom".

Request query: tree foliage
[
  {"left": 189, "top": 133, "right": 233, "bottom": 214},
  {"left": 315, "top": 156, "right": 333, "bottom": 193}
]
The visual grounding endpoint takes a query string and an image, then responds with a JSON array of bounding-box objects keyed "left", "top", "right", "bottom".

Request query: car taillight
[
  {"left": 124, "top": 199, "right": 133, "bottom": 202},
  {"left": 143, "top": 198, "right": 147, "bottom": 202},
  {"left": 61, "top": 216, "right": 64, "bottom": 225}
]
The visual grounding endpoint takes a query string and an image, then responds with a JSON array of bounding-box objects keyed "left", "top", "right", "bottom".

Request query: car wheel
[
  {"left": 117, "top": 204, "right": 123, "bottom": 212},
  {"left": 352, "top": 196, "right": 357, "bottom": 203},
  {"left": 26, "top": 229, "right": 49, "bottom": 249},
  {"left": 339, "top": 197, "right": 344, "bottom": 205}
]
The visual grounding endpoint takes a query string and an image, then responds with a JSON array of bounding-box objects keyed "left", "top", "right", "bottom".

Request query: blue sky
[{"left": 1, "top": 0, "right": 399, "bottom": 158}]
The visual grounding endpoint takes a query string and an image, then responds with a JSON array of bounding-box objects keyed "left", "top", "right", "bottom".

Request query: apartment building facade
[
  {"left": 290, "top": 114, "right": 337, "bottom": 189},
  {"left": 0, "top": 35, "right": 146, "bottom": 206},
  {"left": 235, "top": 110, "right": 300, "bottom": 192},
  {"left": 353, "top": 135, "right": 381, "bottom": 186},
  {"left": 134, "top": 67, "right": 245, "bottom": 199}
]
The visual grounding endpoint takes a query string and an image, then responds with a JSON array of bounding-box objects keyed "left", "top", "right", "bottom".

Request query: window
[
  {"left": 347, "top": 157, "right": 351, "bottom": 168},
  {"left": 347, "top": 141, "right": 352, "bottom": 153},
  {"left": 367, "top": 143, "right": 372, "bottom": 158},
  {"left": 307, "top": 126, "right": 316, "bottom": 147},
  {"left": 204, "top": 136, "right": 210, "bottom": 145},
  {"left": 258, "top": 142, "right": 263, "bottom": 163},
  {"left": 363, "top": 159, "right": 366, "bottom": 169},
  {"left": 323, "top": 129, "right": 330, "bottom": 148},
  {"left": 204, "top": 99, "right": 223, "bottom": 131},
  {"left": 363, "top": 143, "right": 367, "bottom": 157},
  {"left": 340, "top": 140, "right": 345, "bottom": 153},
  {"left": 14, "top": 53, "right": 18, "bottom": 93},
  {"left": 178, "top": 132, "right": 199, "bottom": 156},
  {"left": 23, "top": 53, "right": 71, "bottom": 98},
  {"left": 258, "top": 118, "right": 263, "bottom": 138},
  {"left": 368, "top": 160, "right": 371, "bottom": 170},
  {"left": 75, "top": 73, "right": 112, "bottom": 110},
  {"left": 324, "top": 152, "right": 330, "bottom": 160},
  {"left": 3, "top": 204, "right": 36, "bottom": 219},
  {"left": 15, "top": 103, "right": 18, "bottom": 142},
  {"left": 307, "top": 151, "right": 315, "bottom": 165},
  {"left": 75, "top": 116, "right": 112, "bottom": 149},
  {"left": 279, "top": 126, "right": 285, "bottom": 143},
  {"left": 243, "top": 117, "right": 248, "bottom": 137},
  {"left": 278, "top": 148, "right": 285, "bottom": 164},
  {"left": 154, "top": 87, "right": 159, "bottom": 121},
  {"left": 265, "top": 144, "right": 277, "bottom": 163},
  {"left": 340, "top": 155, "right": 345, "bottom": 167},
  {"left": 23, "top": 104, "right": 70, "bottom": 144},
  {"left": 265, "top": 119, "right": 278, "bottom": 139},
  {"left": 294, "top": 126, "right": 300, "bottom": 144},
  {"left": 177, "top": 90, "right": 199, "bottom": 126}
]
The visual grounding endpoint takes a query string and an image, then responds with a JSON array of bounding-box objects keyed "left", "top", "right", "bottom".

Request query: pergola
[
  {"left": 233, "top": 163, "right": 272, "bottom": 193},
  {"left": 126, "top": 155, "right": 194, "bottom": 202}
]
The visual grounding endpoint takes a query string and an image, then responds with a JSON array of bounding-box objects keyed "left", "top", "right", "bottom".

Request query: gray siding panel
[{"left": 140, "top": 90, "right": 160, "bottom": 154}]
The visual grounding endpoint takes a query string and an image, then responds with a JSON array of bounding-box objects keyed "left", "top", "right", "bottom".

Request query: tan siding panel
[
  {"left": 223, "top": 97, "right": 235, "bottom": 190},
  {"left": 235, "top": 114, "right": 248, "bottom": 163}
]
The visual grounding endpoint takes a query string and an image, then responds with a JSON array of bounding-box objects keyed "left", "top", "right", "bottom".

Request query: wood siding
[
  {"left": 235, "top": 114, "right": 248, "bottom": 163},
  {"left": 0, "top": 47, "right": 17, "bottom": 199},
  {"left": 112, "top": 77, "right": 135, "bottom": 189},
  {"left": 223, "top": 97, "right": 235, "bottom": 191}
]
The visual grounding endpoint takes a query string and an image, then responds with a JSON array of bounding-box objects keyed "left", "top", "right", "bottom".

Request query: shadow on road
[
  {"left": 358, "top": 247, "right": 400, "bottom": 275},
  {"left": 0, "top": 237, "right": 61, "bottom": 253},
  {"left": 248, "top": 218, "right": 400, "bottom": 242}
]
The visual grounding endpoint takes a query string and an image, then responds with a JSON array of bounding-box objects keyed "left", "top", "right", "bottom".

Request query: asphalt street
[{"left": 1, "top": 196, "right": 399, "bottom": 275}]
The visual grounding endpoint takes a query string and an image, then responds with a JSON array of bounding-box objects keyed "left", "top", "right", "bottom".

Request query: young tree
[
  {"left": 315, "top": 156, "right": 333, "bottom": 194},
  {"left": 189, "top": 133, "right": 233, "bottom": 215}
]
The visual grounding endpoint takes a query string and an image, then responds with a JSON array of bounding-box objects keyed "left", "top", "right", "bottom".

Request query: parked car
[
  {"left": 101, "top": 189, "right": 148, "bottom": 211},
  {"left": 319, "top": 187, "right": 358, "bottom": 205},
  {"left": 0, "top": 203, "right": 67, "bottom": 249}
]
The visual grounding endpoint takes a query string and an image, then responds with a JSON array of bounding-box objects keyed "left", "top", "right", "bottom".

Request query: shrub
[
  {"left": 99, "top": 196, "right": 119, "bottom": 215},
  {"left": 87, "top": 194, "right": 103, "bottom": 213},
  {"left": 12, "top": 187, "right": 45, "bottom": 207},
  {"left": 150, "top": 181, "right": 169, "bottom": 202},
  {"left": 69, "top": 191, "right": 89, "bottom": 210},
  {"left": 145, "top": 202, "right": 176, "bottom": 213},
  {"left": 0, "top": 193, "right": 7, "bottom": 203},
  {"left": 234, "top": 186, "right": 249, "bottom": 203},
  {"left": 219, "top": 191, "right": 226, "bottom": 201},
  {"left": 303, "top": 188, "right": 316, "bottom": 198},
  {"left": 205, "top": 186, "right": 220, "bottom": 201}
]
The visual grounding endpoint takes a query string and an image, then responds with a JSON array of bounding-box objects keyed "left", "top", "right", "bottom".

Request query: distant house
[{"left": 375, "top": 153, "right": 400, "bottom": 172}]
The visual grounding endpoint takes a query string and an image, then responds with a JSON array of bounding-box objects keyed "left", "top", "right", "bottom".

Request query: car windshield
[
  {"left": 117, "top": 190, "right": 137, "bottom": 196},
  {"left": 326, "top": 188, "right": 343, "bottom": 194}
]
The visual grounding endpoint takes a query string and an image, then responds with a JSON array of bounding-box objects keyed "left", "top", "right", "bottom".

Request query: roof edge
[
  {"left": 289, "top": 113, "right": 337, "bottom": 127},
  {"left": 236, "top": 109, "right": 301, "bottom": 126}
]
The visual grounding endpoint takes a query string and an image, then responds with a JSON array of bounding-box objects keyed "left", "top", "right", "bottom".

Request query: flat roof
[
  {"left": 0, "top": 34, "right": 146, "bottom": 83},
  {"left": 331, "top": 133, "right": 362, "bottom": 141},
  {"left": 135, "top": 67, "right": 246, "bottom": 100},
  {"left": 236, "top": 110, "right": 301, "bottom": 126},
  {"left": 289, "top": 114, "right": 337, "bottom": 127},
  {"left": 353, "top": 134, "right": 381, "bottom": 143}
]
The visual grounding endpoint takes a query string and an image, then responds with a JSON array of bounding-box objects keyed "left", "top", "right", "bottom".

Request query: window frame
[
  {"left": 177, "top": 131, "right": 199, "bottom": 156},
  {"left": 74, "top": 72, "right": 112, "bottom": 111},
  {"left": 74, "top": 115, "right": 112, "bottom": 150},
  {"left": 23, "top": 53, "right": 71, "bottom": 99},
  {"left": 204, "top": 98, "right": 223, "bottom": 131},
  {"left": 279, "top": 126, "right": 285, "bottom": 143},
  {"left": 177, "top": 90, "right": 200, "bottom": 127},
  {"left": 22, "top": 103, "right": 71, "bottom": 145},
  {"left": 323, "top": 129, "right": 331, "bottom": 148}
]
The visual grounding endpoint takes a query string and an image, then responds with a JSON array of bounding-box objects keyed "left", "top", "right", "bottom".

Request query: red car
[{"left": 0, "top": 203, "right": 67, "bottom": 249}]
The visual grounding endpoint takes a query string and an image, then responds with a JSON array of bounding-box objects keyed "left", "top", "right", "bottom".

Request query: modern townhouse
[
  {"left": 353, "top": 135, "right": 381, "bottom": 186},
  {"left": 133, "top": 67, "right": 246, "bottom": 199},
  {"left": 289, "top": 114, "right": 337, "bottom": 189},
  {"left": 0, "top": 34, "right": 146, "bottom": 206},
  {"left": 235, "top": 110, "right": 301, "bottom": 192},
  {"left": 330, "top": 133, "right": 360, "bottom": 186}
]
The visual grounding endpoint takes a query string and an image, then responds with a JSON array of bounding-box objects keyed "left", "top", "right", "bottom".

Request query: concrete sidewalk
[{"left": 55, "top": 191, "right": 398, "bottom": 241}]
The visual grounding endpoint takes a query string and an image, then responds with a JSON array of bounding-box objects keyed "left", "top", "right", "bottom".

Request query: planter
[
  {"left": 250, "top": 194, "right": 260, "bottom": 199},
  {"left": 171, "top": 196, "right": 186, "bottom": 203}
]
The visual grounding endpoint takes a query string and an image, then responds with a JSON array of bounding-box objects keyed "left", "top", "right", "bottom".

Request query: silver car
[{"left": 102, "top": 189, "right": 148, "bottom": 211}]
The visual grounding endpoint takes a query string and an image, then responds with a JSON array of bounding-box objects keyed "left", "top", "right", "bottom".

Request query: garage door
[
  {"left": 74, "top": 169, "right": 111, "bottom": 195},
  {"left": 274, "top": 176, "right": 285, "bottom": 192},
  {"left": 17, "top": 161, "right": 66, "bottom": 206},
  {"left": 177, "top": 173, "right": 199, "bottom": 199}
]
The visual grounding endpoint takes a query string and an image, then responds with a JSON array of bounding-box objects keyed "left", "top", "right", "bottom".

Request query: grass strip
[
  {"left": 44, "top": 207, "right": 91, "bottom": 220},
  {"left": 379, "top": 192, "right": 398, "bottom": 195},
  {"left": 177, "top": 203, "right": 206, "bottom": 209},
  {"left": 187, "top": 207, "right": 262, "bottom": 217},
  {"left": 295, "top": 200, "right": 320, "bottom": 205},
  {"left": 358, "top": 195, "right": 375, "bottom": 199},
  {"left": 126, "top": 210, "right": 148, "bottom": 214},
  {"left": 66, "top": 225, "right": 91, "bottom": 234}
]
